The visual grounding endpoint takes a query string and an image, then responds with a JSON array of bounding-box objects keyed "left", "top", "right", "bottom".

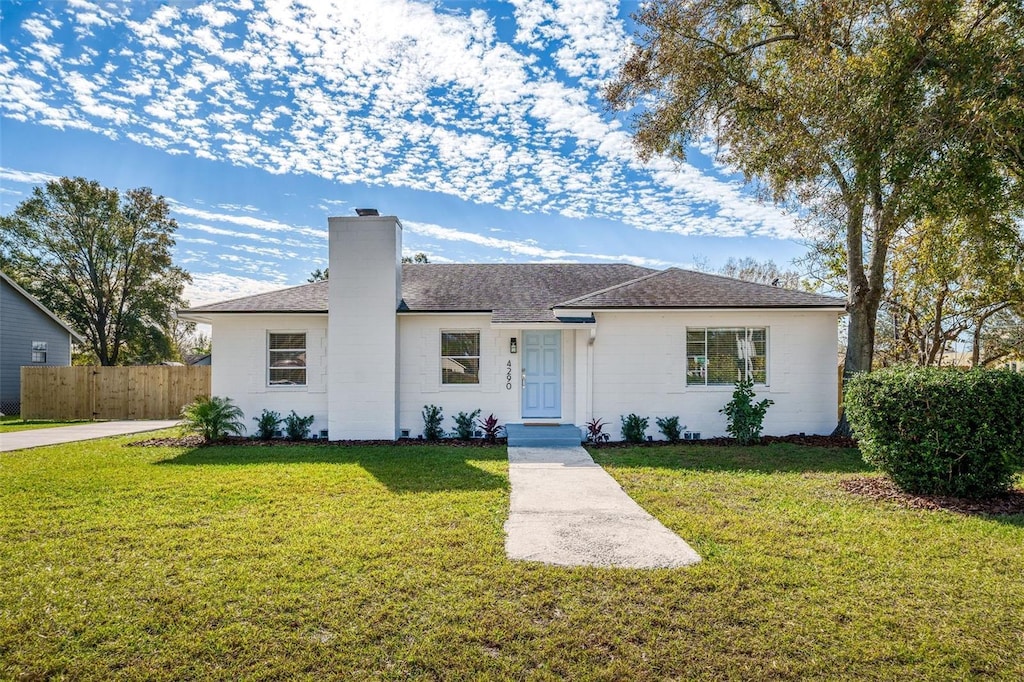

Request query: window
[
  {"left": 686, "top": 328, "right": 767, "bottom": 386},
  {"left": 268, "top": 332, "right": 306, "bottom": 386},
  {"left": 441, "top": 331, "right": 480, "bottom": 384},
  {"left": 32, "top": 341, "right": 47, "bottom": 363}
]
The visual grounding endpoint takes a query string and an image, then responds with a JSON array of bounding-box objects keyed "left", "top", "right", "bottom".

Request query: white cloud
[
  {"left": 510, "top": 0, "right": 627, "bottom": 86},
  {"left": 0, "top": 0, "right": 799, "bottom": 245},
  {"left": 404, "top": 220, "right": 674, "bottom": 267},
  {"left": 0, "top": 167, "right": 61, "bottom": 185},
  {"left": 22, "top": 18, "right": 53, "bottom": 41},
  {"left": 184, "top": 272, "right": 286, "bottom": 307},
  {"left": 168, "top": 201, "right": 326, "bottom": 240}
]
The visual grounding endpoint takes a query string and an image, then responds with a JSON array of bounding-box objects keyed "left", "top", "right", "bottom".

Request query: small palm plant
[
  {"left": 453, "top": 408, "right": 482, "bottom": 440},
  {"left": 253, "top": 409, "right": 283, "bottom": 440},
  {"left": 422, "top": 404, "right": 444, "bottom": 440},
  {"left": 181, "top": 396, "right": 245, "bottom": 442}
]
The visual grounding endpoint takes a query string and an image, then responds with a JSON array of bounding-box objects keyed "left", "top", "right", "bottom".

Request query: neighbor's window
[
  {"left": 268, "top": 332, "right": 306, "bottom": 386},
  {"left": 441, "top": 331, "right": 480, "bottom": 385},
  {"left": 32, "top": 341, "right": 47, "bottom": 363},
  {"left": 686, "top": 328, "right": 767, "bottom": 386}
]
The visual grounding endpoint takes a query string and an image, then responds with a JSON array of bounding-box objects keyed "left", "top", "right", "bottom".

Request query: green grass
[
  {"left": 2, "top": 436, "right": 1022, "bottom": 679},
  {"left": 0, "top": 416, "right": 94, "bottom": 432}
]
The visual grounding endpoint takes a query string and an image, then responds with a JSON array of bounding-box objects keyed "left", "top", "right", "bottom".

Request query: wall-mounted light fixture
[{"left": 510, "top": 337, "right": 518, "bottom": 354}]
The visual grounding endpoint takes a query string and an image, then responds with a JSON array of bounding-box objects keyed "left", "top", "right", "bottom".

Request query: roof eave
[
  {"left": 177, "top": 309, "right": 328, "bottom": 320},
  {"left": 397, "top": 309, "right": 493, "bottom": 315},
  {"left": 553, "top": 305, "right": 847, "bottom": 315},
  {"left": 489, "top": 320, "right": 596, "bottom": 329}
]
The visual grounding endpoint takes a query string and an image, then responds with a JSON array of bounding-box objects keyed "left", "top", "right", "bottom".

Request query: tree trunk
[
  {"left": 972, "top": 324, "right": 982, "bottom": 367},
  {"left": 834, "top": 301, "right": 878, "bottom": 436},
  {"left": 970, "top": 304, "right": 1010, "bottom": 367},
  {"left": 834, "top": 199, "right": 890, "bottom": 435}
]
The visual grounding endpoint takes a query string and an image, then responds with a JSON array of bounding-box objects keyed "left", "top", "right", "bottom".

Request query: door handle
[{"left": 521, "top": 370, "right": 526, "bottom": 389}]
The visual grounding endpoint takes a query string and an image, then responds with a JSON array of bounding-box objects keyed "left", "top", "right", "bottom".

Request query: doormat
[{"left": 522, "top": 423, "right": 561, "bottom": 427}]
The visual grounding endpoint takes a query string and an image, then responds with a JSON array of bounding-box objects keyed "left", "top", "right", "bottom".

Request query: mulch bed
[
  {"left": 840, "top": 476, "right": 1024, "bottom": 516},
  {"left": 586, "top": 434, "right": 858, "bottom": 449},
  {"left": 129, "top": 435, "right": 508, "bottom": 448},
  {"left": 133, "top": 434, "right": 207, "bottom": 447},
  {"left": 132, "top": 433, "right": 852, "bottom": 449}
]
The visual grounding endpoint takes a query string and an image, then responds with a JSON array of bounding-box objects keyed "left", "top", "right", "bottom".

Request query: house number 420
[{"left": 505, "top": 360, "right": 513, "bottom": 390}]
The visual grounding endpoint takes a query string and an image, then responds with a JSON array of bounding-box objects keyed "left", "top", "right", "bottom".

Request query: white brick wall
[
  {"left": 397, "top": 314, "right": 524, "bottom": 438},
  {"left": 327, "top": 216, "right": 402, "bottom": 439},
  {"left": 207, "top": 303, "right": 839, "bottom": 440},
  {"left": 590, "top": 310, "right": 840, "bottom": 439},
  {"left": 209, "top": 313, "right": 329, "bottom": 437}
]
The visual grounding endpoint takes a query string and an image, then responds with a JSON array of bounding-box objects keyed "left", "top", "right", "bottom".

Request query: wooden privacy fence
[{"left": 21, "top": 366, "right": 211, "bottom": 420}]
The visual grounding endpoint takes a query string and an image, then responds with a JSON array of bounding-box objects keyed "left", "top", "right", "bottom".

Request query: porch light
[{"left": 510, "top": 337, "right": 518, "bottom": 354}]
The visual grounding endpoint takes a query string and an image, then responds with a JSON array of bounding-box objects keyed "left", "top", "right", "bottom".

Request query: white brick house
[{"left": 179, "top": 214, "right": 845, "bottom": 440}]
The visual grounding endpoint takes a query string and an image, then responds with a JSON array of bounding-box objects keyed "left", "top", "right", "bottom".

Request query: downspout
[{"left": 587, "top": 326, "right": 596, "bottom": 423}]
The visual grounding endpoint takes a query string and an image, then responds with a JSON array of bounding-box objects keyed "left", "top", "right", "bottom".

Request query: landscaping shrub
[
  {"left": 181, "top": 396, "right": 245, "bottom": 442},
  {"left": 477, "top": 413, "right": 502, "bottom": 443},
  {"left": 620, "top": 413, "right": 649, "bottom": 443},
  {"left": 283, "top": 411, "right": 315, "bottom": 441},
  {"left": 655, "top": 416, "right": 684, "bottom": 442},
  {"left": 845, "top": 366, "right": 1024, "bottom": 497},
  {"left": 585, "top": 417, "right": 610, "bottom": 443},
  {"left": 720, "top": 379, "right": 773, "bottom": 445},
  {"left": 253, "top": 409, "right": 283, "bottom": 440},
  {"left": 422, "top": 404, "right": 444, "bottom": 440},
  {"left": 453, "top": 409, "right": 482, "bottom": 440}
]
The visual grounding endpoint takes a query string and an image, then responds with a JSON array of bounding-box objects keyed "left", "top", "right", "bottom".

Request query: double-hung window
[
  {"left": 32, "top": 341, "right": 47, "bottom": 363},
  {"left": 686, "top": 327, "right": 767, "bottom": 386},
  {"left": 268, "top": 332, "right": 306, "bottom": 386},
  {"left": 441, "top": 331, "right": 480, "bottom": 385}
]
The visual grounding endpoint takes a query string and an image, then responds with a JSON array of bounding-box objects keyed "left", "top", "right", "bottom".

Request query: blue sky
[{"left": 0, "top": 0, "right": 808, "bottom": 307}]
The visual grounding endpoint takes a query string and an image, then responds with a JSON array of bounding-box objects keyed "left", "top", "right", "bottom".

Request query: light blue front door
[{"left": 522, "top": 331, "right": 561, "bottom": 418}]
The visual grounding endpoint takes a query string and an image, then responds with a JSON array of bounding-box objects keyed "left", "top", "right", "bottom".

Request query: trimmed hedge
[{"left": 844, "top": 366, "right": 1024, "bottom": 498}]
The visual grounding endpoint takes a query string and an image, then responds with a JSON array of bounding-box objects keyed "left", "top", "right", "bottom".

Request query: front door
[{"left": 521, "top": 331, "right": 561, "bottom": 418}]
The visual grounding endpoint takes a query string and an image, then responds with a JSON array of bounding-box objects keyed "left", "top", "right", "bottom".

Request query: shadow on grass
[
  {"left": 589, "top": 442, "right": 873, "bottom": 475},
  {"left": 153, "top": 444, "right": 508, "bottom": 493}
]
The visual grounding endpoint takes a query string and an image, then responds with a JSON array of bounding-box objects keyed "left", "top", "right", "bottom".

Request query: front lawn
[{"left": 1, "top": 437, "right": 1021, "bottom": 679}]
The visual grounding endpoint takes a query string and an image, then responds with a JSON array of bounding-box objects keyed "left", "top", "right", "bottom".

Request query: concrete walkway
[
  {"left": 505, "top": 446, "right": 702, "bottom": 568},
  {"left": 0, "top": 420, "right": 180, "bottom": 452}
]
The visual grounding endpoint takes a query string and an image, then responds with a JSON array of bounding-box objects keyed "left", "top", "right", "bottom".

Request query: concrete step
[{"left": 505, "top": 423, "right": 583, "bottom": 448}]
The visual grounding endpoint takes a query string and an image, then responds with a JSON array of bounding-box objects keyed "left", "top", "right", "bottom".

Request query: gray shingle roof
[
  {"left": 180, "top": 263, "right": 844, "bottom": 320},
  {"left": 556, "top": 267, "right": 845, "bottom": 309},
  {"left": 181, "top": 281, "right": 329, "bottom": 314},
  {"left": 399, "top": 263, "right": 655, "bottom": 313}
]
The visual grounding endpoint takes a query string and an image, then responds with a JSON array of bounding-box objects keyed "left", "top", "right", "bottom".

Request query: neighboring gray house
[{"left": 0, "top": 271, "right": 83, "bottom": 415}]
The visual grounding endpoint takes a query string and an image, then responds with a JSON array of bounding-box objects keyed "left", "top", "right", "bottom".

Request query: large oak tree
[
  {"left": 606, "top": 0, "right": 1023, "bottom": 432},
  {"left": 1, "top": 177, "right": 191, "bottom": 365}
]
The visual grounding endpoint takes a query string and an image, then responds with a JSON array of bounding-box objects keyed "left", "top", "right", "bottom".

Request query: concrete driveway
[
  {"left": 0, "top": 420, "right": 180, "bottom": 452},
  {"left": 505, "top": 446, "right": 702, "bottom": 568}
]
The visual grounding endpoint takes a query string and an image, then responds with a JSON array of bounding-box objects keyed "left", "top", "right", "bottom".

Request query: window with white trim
[
  {"left": 268, "top": 332, "right": 306, "bottom": 386},
  {"left": 441, "top": 331, "right": 480, "bottom": 385},
  {"left": 686, "top": 327, "right": 767, "bottom": 386},
  {"left": 32, "top": 341, "right": 47, "bottom": 363}
]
